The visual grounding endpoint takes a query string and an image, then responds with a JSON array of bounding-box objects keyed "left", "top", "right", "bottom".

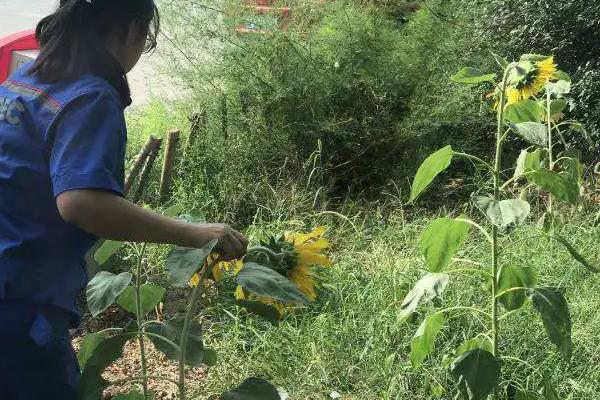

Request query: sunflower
[
  {"left": 189, "top": 257, "right": 243, "bottom": 287},
  {"left": 504, "top": 56, "right": 557, "bottom": 105},
  {"left": 236, "top": 226, "right": 332, "bottom": 314}
]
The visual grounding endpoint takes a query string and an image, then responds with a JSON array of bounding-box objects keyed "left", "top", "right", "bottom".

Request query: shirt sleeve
[{"left": 49, "top": 90, "right": 127, "bottom": 197}]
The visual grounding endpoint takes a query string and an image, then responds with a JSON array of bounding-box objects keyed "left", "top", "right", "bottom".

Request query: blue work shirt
[{"left": 0, "top": 63, "right": 127, "bottom": 325}]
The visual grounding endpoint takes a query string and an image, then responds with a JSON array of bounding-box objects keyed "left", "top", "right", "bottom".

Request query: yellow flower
[
  {"left": 505, "top": 56, "right": 557, "bottom": 105},
  {"left": 188, "top": 257, "right": 243, "bottom": 287}
]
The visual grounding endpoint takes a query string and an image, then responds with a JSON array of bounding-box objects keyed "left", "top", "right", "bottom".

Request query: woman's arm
[{"left": 57, "top": 189, "right": 248, "bottom": 260}]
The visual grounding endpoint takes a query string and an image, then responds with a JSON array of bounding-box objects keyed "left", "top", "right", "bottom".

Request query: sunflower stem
[
  {"left": 546, "top": 89, "right": 554, "bottom": 214},
  {"left": 135, "top": 244, "right": 149, "bottom": 400}
]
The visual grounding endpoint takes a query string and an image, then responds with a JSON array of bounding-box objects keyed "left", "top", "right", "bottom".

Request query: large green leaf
[
  {"left": 456, "top": 336, "right": 493, "bottom": 357},
  {"left": 222, "top": 378, "right": 281, "bottom": 400},
  {"left": 545, "top": 80, "right": 571, "bottom": 97},
  {"left": 450, "top": 349, "right": 501, "bottom": 400},
  {"left": 510, "top": 122, "right": 548, "bottom": 147},
  {"left": 86, "top": 271, "right": 133, "bottom": 317},
  {"left": 162, "top": 203, "right": 184, "bottom": 217},
  {"left": 552, "top": 235, "right": 598, "bottom": 273},
  {"left": 410, "top": 313, "right": 445, "bottom": 368},
  {"left": 527, "top": 169, "right": 579, "bottom": 204},
  {"left": 166, "top": 239, "right": 218, "bottom": 287},
  {"left": 236, "top": 262, "right": 309, "bottom": 304},
  {"left": 549, "top": 98, "right": 567, "bottom": 116},
  {"left": 475, "top": 197, "right": 530, "bottom": 231},
  {"left": 77, "top": 325, "right": 137, "bottom": 400},
  {"left": 505, "top": 100, "right": 544, "bottom": 123},
  {"left": 497, "top": 265, "right": 537, "bottom": 311},
  {"left": 117, "top": 284, "right": 166, "bottom": 317},
  {"left": 410, "top": 146, "right": 454, "bottom": 202},
  {"left": 77, "top": 331, "right": 109, "bottom": 370},
  {"left": 145, "top": 315, "right": 214, "bottom": 367},
  {"left": 420, "top": 218, "right": 470, "bottom": 272},
  {"left": 514, "top": 148, "right": 544, "bottom": 179},
  {"left": 451, "top": 68, "right": 496, "bottom": 84},
  {"left": 529, "top": 287, "right": 572, "bottom": 360},
  {"left": 237, "top": 300, "right": 280, "bottom": 324},
  {"left": 399, "top": 273, "right": 449, "bottom": 320},
  {"left": 94, "top": 240, "right": 126, "bottom": 265}
]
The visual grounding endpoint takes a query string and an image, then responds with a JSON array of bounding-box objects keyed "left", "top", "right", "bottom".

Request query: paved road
[{"left": 0, "top": 0, "right": 157, "bottom": 106}]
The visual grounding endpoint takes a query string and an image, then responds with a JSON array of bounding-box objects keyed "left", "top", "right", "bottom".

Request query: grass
[{"left": 179, "top": 207, "right": 600, "bottom": 400}]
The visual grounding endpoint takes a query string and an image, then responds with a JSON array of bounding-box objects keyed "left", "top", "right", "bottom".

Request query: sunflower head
[{"left": 504, "top": 56, "right": 557, "bottom": 105}]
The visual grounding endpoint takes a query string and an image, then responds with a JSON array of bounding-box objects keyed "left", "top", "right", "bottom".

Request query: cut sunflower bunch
[{"left": 189, "top": 226, "right": 332, "bottom": 317}]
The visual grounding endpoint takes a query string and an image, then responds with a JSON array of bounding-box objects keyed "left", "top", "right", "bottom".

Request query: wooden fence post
[
  {"left": 133, "top": 136, "right": 163, "bottom": 203},
  {"left": 180, "top": 111, "right": 206, "bottom": 171},
  {"left": 159, "top": 129, "right": 181, "bottom": 203},
  {"left": 125, "top": 136, "right": 158, "bottom": 195}
]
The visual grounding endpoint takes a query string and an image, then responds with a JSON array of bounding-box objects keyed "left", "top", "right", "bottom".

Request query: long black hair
[{"left": 30, "top": 0, "right": 160, "bottom": 106}]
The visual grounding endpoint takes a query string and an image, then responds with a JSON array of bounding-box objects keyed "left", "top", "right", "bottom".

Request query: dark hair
[{"left": 30, "top": 0, "right": 160, "bottom": 106}]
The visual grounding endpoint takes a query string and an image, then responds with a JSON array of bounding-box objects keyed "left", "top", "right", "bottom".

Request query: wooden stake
[
  {"left": 159, "top": 129, "right": 181, "bottom": 203},
  {"left": 125, "top": 136, "right": 159, "bottom": 195},
  {"left": 133, "top": 137, "right": 163, "bottom": 203},
  {"left": 180, "top": 111, "right": 206, "bottom": 171}
]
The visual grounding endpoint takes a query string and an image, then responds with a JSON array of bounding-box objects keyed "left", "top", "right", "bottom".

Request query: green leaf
[
  {"left": 222, "top": 378, "right": 281, "bottom": 400},
  {"left": 77, "top": 331, "right": 109, "bottom": 370},
  {"left": 77, "top": 325, "right": 137, "bottom": 400},
  {"left": 451, "top": 68, "right": 496, "bottom": 84},
  {"left": 450, "top": 349, "right": 501, "bottom": 400},
  {"left": 527, "top": 169, "right": 579, "bottom": 204},
  {"left": 545, "top": 80, "right": 571, "bottom": 97},
  {"left": 237, "top": 300, "right": 281, "bottom": 324},
  {"left": 456, "top": 336, "right": 493, "bottom": 357},
  {"left": 410, "top": 313, "right": 445, "bottom": 368},
  {"left": 117, "top": 284, "right": 166, "bottom": 317},
  {"left": 94, "top": 240, "right": 126, "bottom": 265},
  {"left": 553, "top": 70, "right": 571, "bottom": 82},
  {"left": 475, "top": 197, "right": 530, "bottom": 231},
  {"left": 510, "top": 122, "right": 548, "bottom": 147},
  {"left": 162, "top": 203, "right": 184, "bottom": 217},
  {"left": 113, "top": 391, "right": 145, "bottom": 400},
  {"left": 420, "top": 218, "right": 470, "bottom": 272},
  {"left": 552, "top": 235, "right": 598, "bottom": 273},
  {"left": 145, "top": 315, "right": 212, "bottom": 367},
  {"left": 497, "top": 265, "right": 536, "bottom": 311},
  {"left": 549, "top": 98, "right": 567, "bottom": 116},
  {"left": 529, "top": 287, "right": 573, "bottom": 360},
  {"left": 236, "top": 262, "right": 309, "bottom": 304},
  {"left": 410, "top": 146, "right": 454, "bottom": 202},
  {"left": 86, "top": 271, "right": 133, "bottom": 317},
  {"left": 520, "top": 54, "right": 551, "bottom": 62},
  {"left": 399, "top": 273, "right": 449, "bottom": 320},
  {"left": 166, "top": 239, "right": 218, "bottom": 287},
  {"left": 505, "top": 100, "right": 544, "bottom": 123}
]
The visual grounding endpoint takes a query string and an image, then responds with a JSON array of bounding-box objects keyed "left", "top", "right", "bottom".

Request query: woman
[{"left": 0, "top": 1, "right": 248, "bottom": 398}]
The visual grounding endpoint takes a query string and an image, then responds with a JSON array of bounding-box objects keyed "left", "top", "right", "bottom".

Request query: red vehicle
[{"left": 0, "top": 30, "right": 39, "bottom": 83}]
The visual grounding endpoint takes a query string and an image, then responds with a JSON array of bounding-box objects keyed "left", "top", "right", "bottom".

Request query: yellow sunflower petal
[
  {"left": 285, "top": 226, "right": 327, "bottom": 245},
  {"left": 212, "top": 263, "right": 224, "bottom": 282},
  {"left": 189, "top": 273, "right": 200, "bottom": 288},
  {"left": 235, "top": 286, "right": 246, "bottom": 300},
  {"left": 298, "top": 249, "right": 332, "bottom": 267},
  {"left": 288, "top": 266, "right": 317, "bottom": 301},
  {"left": 295, "top": 237, "right": 330, "bottom": 252}
]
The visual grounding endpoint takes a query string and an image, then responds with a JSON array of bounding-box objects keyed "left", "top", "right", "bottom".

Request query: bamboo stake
[
  {"left": 180, "top": 112, "right": 206, "bottom": 171},
  {"left": 125, "top": 136, "right": 159, "bottom": 195},
  {"left": 159, "top": 129, "right": 181, "bottom": 203},
  {"left": 133, "top": 136, "right": 163, "bottom": 203}
]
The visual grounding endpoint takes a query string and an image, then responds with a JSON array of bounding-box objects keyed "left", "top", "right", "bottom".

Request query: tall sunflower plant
[
  {"left": 403, "top": 54, "right": 598, "bottom": 399},
  {"left": 77, "top": 205, "right": 331, "bottom": 400}
]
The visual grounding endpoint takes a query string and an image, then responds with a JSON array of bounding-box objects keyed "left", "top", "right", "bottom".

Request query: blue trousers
[{"left": 0, "top": 303, "right": 80, "bottom": 400}]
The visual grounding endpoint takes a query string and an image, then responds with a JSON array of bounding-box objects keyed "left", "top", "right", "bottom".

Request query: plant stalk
[
  {"left": 178, "top": 260, "right": 215, "bottom": 400},
  {"left": 546, "top": 90, "right": 554, "bottom": 214},
  {"left": 135, "top": 244, "right": 149, "bottom": 400},
  {"left": 491, "top": 65, "right": 512, "bottom": 399}
]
